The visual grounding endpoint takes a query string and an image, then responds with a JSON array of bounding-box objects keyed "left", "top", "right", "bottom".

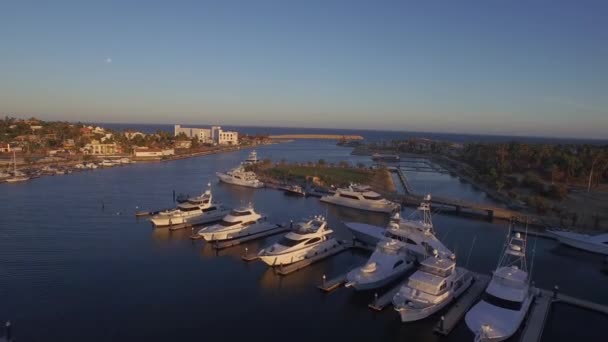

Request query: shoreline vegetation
[
  {"left": 354, "top": 138, "right": 608, "bottom": 232},
  {"left": 246, "top": 159, "right": 395, "bottom": 193}
]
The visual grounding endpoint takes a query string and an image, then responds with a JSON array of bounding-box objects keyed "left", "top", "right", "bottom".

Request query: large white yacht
[
  {"left": 320, "top": 184, "right": 399, "bottom": 213},
  {"left": 547, "top": 229, "right": 608, "bottom": 255},
  {"left": 217, "top": 165, "right": 264, "bottom": 188},
  {"left": 465, "top": 228, "right": 534, "bottom": 342},
  {"left": 393, "top": 252, "right": 473, "bottom": 322},
  {"left": 258, "top": 215, "right": 339, "bottom": 266},
  {"left": 197, "top": 204, "right": 275, "bottom": 241},
  {"left": 345, "top": 239, "right": 415, "bottom": 290},
  {"left": 346, "top": 195, "right": 451, "bottom": 260},
  {"left": 150, "top": 185, "right": 229, "bottom": 228}
]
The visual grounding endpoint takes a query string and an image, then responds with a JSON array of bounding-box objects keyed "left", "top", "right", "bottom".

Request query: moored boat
[
  {"left": 320, "top": 183, "right": 399, "bottom": 214},
  {"left": 197, "top": 204, "right": 276, "bottom": 241},
  {"left": 547, "top": 229, "right": 608, "bottom": 255}
]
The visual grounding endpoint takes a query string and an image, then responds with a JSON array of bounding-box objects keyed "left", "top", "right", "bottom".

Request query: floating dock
[
  {"left": 317, "top": 273, "right": 347, "bottom": 292},
  {"left": 434, "top": 274, "right": 490, "bottom": 335},
  {"left": 368, "top": 281, "right": 405, "bottom": 311},
  {"left": 520, "top": 290, "right": 552, "bottom": 342},
  {"left": 276, "top": 242, "right": 349, "bottom": 276},
  {"left": 213, "top": 226, "right": 289, "bottom": 250}
]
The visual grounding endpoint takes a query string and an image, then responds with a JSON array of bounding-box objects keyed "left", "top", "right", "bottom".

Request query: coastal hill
[{"left": 269, "top": 134, "right": 363, "bottom": 140}]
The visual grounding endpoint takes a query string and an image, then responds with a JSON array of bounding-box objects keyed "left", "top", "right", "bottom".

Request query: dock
[
  {"left": 368, "top": 281, "right": 405, "bottom": 311},
  {"left": 213, "top": 226, "right": 289, "bottom": 249},
  {"left": 317, "top": 273, "right": 348, "bottom": 292},
  {"left": 557, "top": 292, "right": 608, "bottom": 315},
  {"left": 520, "top": 290, "right": 552, "bottom": 342},
  {"left": 276, "top": 242, "right": 349, "bottom": 276},
  {"left": 388, "top": 167, "right": 414, "bottom": 194},
  {"left": 434, "top": 274, "right": 490, "bottom": 335}
]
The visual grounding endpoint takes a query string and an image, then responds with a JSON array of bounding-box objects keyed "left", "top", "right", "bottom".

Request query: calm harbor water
[{"left": 1, "top": 140, "right": 607, "bottom": 341}]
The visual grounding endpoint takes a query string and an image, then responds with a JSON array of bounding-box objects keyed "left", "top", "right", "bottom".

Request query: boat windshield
[
  {"left": 481, "top": 292, "right": 523, "bottom": 311},
  {"left": 219, "top": 220, "right": 242, "bottom": 227},
  {"left": 179, "top": 206, "right": 200, "bottom": 212},
  {"left": 230, "top": 210, "right": 252, "bottom": 216},
  {"left": 363, "top": 194, "right": 382, "bottom": 200},
  {"left": 277, "top": 237, "right": 302, "bottom": 247}
]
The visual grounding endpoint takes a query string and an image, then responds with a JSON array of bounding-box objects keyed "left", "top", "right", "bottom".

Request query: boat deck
[
  {"left": 212, "top": 226, "right": 288, "bottom": 249},
  {"left": 434, "top": 274, "right": 490, "bottom": 335},
  {"left": 276, "top": 242, "right": 350, "bottom": 276}
]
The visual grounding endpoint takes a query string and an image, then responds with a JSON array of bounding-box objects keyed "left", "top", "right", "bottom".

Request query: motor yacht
[
  {"left": 197, "top": 204, "right": 276, "bottom": 241},
  {"left": 258, "top": 215, "right": 339, "bottom": 266},
  {"left": 547, "top": 229, "right": 608, "bottom": 255},
  {"left": 346, "top": 195, "right": 451, "bottom": 260},
  {"left": 150, "top": 184, "right": 229, "bottom": 228},
  {"left": 393, "top": 252, "right": 473, "bottom": 322},
  {"left": 217, "top": 165, "right": 264, "bottom": 188},
  {"left": 283, "top": 184, "right": 306, "bottom": 197},
  {"left": 345, "top": 239, "right": 415, "bottom": 290},
  {"left": 465, "top": 228, "right": 534, "bottom": 341},
  {"left": 320, "top": 183, "right": 399, "bottom": 213}
]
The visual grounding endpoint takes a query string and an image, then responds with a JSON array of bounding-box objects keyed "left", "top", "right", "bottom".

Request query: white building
[
  {"left": 174, "top": 125, "right": 212, "bottom": 143},
  {"left": 218, "top": 130, "right": 238, "bottom": 145}
]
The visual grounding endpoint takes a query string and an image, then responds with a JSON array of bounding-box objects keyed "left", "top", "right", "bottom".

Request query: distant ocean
[{"left": 97, "top": 123, "right": 607, "bottom": 145}]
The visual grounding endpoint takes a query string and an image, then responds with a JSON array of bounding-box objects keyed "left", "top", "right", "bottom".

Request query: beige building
[
  {"left": 218, "top": 130, "right": 238, "bottom": 145},
  {"left": 83, "top": 140, "right": 118, "bottom": 155}
]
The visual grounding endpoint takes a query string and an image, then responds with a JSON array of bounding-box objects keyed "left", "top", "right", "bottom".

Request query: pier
[
  {"left": 434, "top": 274, "right": 490, "bottom": 335},
  {"left": 317, "top": 273, "right": 348, "bottom": 292},
  {"left": 387, "top": 167, "right": 414, "bottom": 194},
  {"left": 368, "top": 281, "right": 405, "bottom": 311},
  {"left": 520, "top": 290, "right": 552, "bottom": 342}
]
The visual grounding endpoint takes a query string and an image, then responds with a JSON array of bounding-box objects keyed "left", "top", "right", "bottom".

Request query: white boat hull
[
  {"left": 465, "top": 295, "right": 533, "bottom": 342},
  {"left": 150, "top": 208, "right": 229, "bottom": 228},
  {"left": 198, "top": 221, "right": 277, "bottom": 241},
  {"left": 217, "top": 173, "right": 264, "bottom": 188},
  {"left": 320, "top": 196, "right": 398, "bottom": 213},
  {"left": 548, "top": 230, "right": 608, "bottom": 255},
  {"left": 346, "top": 264, "right": 413, "bottom": 291},
  {"left": 259, "top": 239, "right": 340, "bottom": 266},
  {"left": 346, "top": 222, "right": 386, "bottom": 246}
]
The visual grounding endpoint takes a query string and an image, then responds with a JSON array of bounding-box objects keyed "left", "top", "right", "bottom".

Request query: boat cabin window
[
  {"left": 305, "top": 237, "right": 321, "bottom": 245},
  {"left": 339, "top": 194, "right": 360, "bottom": 200},
  {"left": 242, "top": 221, "right": 257, "bottom": 226},
  {"left": 420, "top": 265, "right": 452, "bottom": 277},
  {"left": 202, "top": 206, "right": 217, "bottom": 212},
  {"left": 219, "top": 220, "right": 242, "bottom": 227},
  {"left": 439, "top": 282, "right": 447, "bottom": 291},
  {"left": 363, "top": 194, "right": 382, "bottom": 201},
  {"left": 393, "top": 260, "right": 404, "bottom": 269},
  {"left": 481, "top": 292, "right": 523, "bottom": 311},
  {"left": 181, "top": 206, "right": 200, "bottom": 212},
  {"left": 230, "top": 210, "right": 252, "bottom": 216},
  {"left": 277, "top": 237, "right": 302, "bottom": 247}
]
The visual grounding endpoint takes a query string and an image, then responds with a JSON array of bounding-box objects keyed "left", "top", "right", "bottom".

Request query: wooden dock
[
  {"left": 368, "top": 281, "right": 405, "bottom": 311},
  {"left": 212, "top": 226, "right": 288, "bottom": 250},
  {"left": 276, "top": 242, "right": 349, "bottom": 276},
  {"left": 520, "top": 290, "right": 552, "bottom": 342},
  {"left": 557, "top": 293, "right": 608, "bottom": 315},
  {"left": 434, "top": 274, "right": 490, "bottom": 335},
  {"left": 317, "top": 273, "right": 348, "bottom": 292}
]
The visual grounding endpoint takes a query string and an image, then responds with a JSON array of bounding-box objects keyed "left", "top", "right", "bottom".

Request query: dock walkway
[
  {"left": 317, "top": 273, "right": 348, "bottom": 292},
  {"left": 520, "top": 290, "right": 552, "bottom": 342},
  {"left": 434, "top": 274, "right": 490, "bottom": 335},
  {"left": 368, "top": 281, "right": 405, "bottom": 311}
]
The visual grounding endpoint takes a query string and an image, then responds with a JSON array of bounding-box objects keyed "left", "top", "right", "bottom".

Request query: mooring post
[
  {"left": 244, "top": 247, "right": 248, "bottom": 258},
  {"left": 5, "top": 321, "right": 11, "bottom": 341},
  {"left": 374, "top": 292, "right": 379, "bottom": 305},
  {"left": 439, "top": 316, "right": 444, "bottom": 332},
  {"left": 553, "top": 285, "right": 559, "bottom": 300},
  {"left": 322, "top": 274, "right": 326, "bottom": 288}
]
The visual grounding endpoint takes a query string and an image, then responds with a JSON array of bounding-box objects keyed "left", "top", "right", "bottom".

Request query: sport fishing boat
[
  {"left": 320, "top": 184, "right": 399, "bottom": 213},
  {"left": 216, "top": 166, "right": 264, "bottom": 188},
  {"left": 243, "top": 150, "right": 260, "bottom": 165},
  {"left": 258, "top": 215, "right": 339, "bottom": 266},
  {"left": 547, "top": 229, "right": 608, "bottom": 255},
  {"left": 345, "top": 195, "right": 451, "bottom": 260},
  {"left": 345, "top": 239, "right": 415, "bottom": 290},
  {"left": 283, "top": 184, "right": 306, "bottom": 197},
  {"left": 393, "top": 252, "right": 473, "bottom": 322},
  {"left": 197, "top": 204, "right": 276, "bottom": 241},
  {"left": 465, "top": 228, "right": 534, "bottom": 342},
  {"left": 150, "top": 184, "right": 229, "bottom": 228}
]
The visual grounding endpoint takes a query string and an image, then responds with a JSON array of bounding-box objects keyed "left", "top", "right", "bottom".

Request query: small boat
[
  {"left": 346, "top": 195, "right": 451, "bottom": 260},
  {"left": 283, "top": 184, "right": 306, "bottom": 197},
  {"left": 5, "top": 151, "right": 30, "bottom": 183},
  {"left": 345, "top": 239, "right": 415, "bottom": 290},
  {"left": 547, "top": 229, "right": 608, "bottom": 255},
  {"left": 197, "top": 204, "right": 276, "bottom": 241},
  {"left": 216, "top": 166, "right": 264, "bottom": 188},
  {"left": 150, "top": 184, "right": 229, "bottom": 228},
  {"left": 100, "top": 160, "right": 116, "bottom": 167},
  {"left": 393, "top": 252, "right": 473, "bottom": 322},
  {"left": 119, "top": 157, "right": 133, "bottom": 164},
  {"left": 465, "top": 227, "right": 534, "bottom": 342},
  {"left": 258, "top": 215, "right": 339, "bottom": 266},
  {"left": 371, "top": 153, "right": 400, "bottom": 162},
  {"left": 85, "top": 163, "right": 98, "bottom": 169},
  {"left": 320, "top": 183, "right": 399, "bottom": 214}
]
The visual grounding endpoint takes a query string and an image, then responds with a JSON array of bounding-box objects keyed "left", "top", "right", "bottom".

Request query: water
[{"left": 1, "top": 140, "right": 606, "bottom": 341}]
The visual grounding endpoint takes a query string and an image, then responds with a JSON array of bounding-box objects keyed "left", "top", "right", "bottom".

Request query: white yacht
[
  {"left": 465, "top": 228, "right": 534, "bottom": 342},
  {"left": 320, "top": 184, "right": 399, "bottom": 213},
  {"left": 243, "top": 150, "right": 260, "bottom": 165},
  {"left": 150, "top": 185, "right": 229, "bottom": 228},
  {"left": 345, "top": 239, "right": 415, "bottom": 290},
  {"left": 346, "top": 195, "right": 451, "bottom": 260},
  {"left": 393, "top": 252, "right": 473, "bottom": 322},
  {"left": 258, "top": 215, "right": 339, "bottom": 266},
  {"left": 5, "top": 151, "right": 30, "bottom": 183},
  {"left": 547, "top": 229, "right": 608, "bottom": 255},
  {"left": 283, "top": 184, "right": 306, "bottom": 196},
  {"left": 217, "top": 166, "right": 264, "bottom": 188},
  {"left": 197, "top": 204, "right": 275, "bottom": 241}
]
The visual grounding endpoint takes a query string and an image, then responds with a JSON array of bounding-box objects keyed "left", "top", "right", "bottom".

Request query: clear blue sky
[{"left": 1, "top": 0, "right": 607, "bottom": 139}]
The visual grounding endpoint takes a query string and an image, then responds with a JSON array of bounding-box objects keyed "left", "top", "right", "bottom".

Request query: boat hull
[
  {"left": 320, "top": 196, "right": 398, "bottom": 213},
  {"left": 345, "top": 222, "right": 386, "bottom": 246},
  {"left": 217, "top": 173, "right": 264, "bottom": 188},
  {"left": 548, "top": 230, "right": 608, "bottom": 255},
  {"left": 346, "top": 264, "right": 413, "bottom": 291},
  {"left": 150, "top": 209, "right": 229, "bottom": 228},
  {"left": 259, "top": 239, "right": 340, "bottom": 266},
  {"left": 198, "top": 222, "right": 277, "bottom": 241}
]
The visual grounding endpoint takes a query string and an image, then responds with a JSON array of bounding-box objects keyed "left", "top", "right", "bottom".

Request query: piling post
[
  {"left": 374, "top": 292, "right": 379, "bottom": 305},
  {"left": 553, "top": 285, "right": 559, "bottom": 300},
  {"left": 5, "top": 321, "right": 11, "bottom": 341},
  {"left": 439, "top": 316, "right": 444, "bottom": 332},
  {"left": 244, "top": 247, "right": 248, "bottom": 258},
  {"left": 322, "top": 274, "right": 326, "bottom": 288}
]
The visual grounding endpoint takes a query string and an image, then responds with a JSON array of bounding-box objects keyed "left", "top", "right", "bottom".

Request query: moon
[{"left": 105, "top": 57, "right": 112, "bottom": 64}]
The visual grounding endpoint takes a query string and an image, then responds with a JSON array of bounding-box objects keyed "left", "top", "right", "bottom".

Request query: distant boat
[
  {"left": 283, "top": 184, "right": 306, "bottom": 197},
  {"left": 547, "top": 229, "right": 608, "bottom": 255},
  {"left": 5, "top": 151, "right": 30, "bottom": 183},
  {"left": 320, "top": 184, "right": 399, "bottom": 213},
  {"left": 243, "top": 150, "right": 260, "bottom": 165},
  {"left": 372, "top": 153, "right": 400, "bottom": 162},
  {"left": 217, "top": 166, "right": 264, "bottom": 188}
]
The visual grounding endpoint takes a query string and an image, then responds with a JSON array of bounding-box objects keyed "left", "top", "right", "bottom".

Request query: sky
[{"left": 0, "top": 0, "right": 607, "bottom": 139}]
